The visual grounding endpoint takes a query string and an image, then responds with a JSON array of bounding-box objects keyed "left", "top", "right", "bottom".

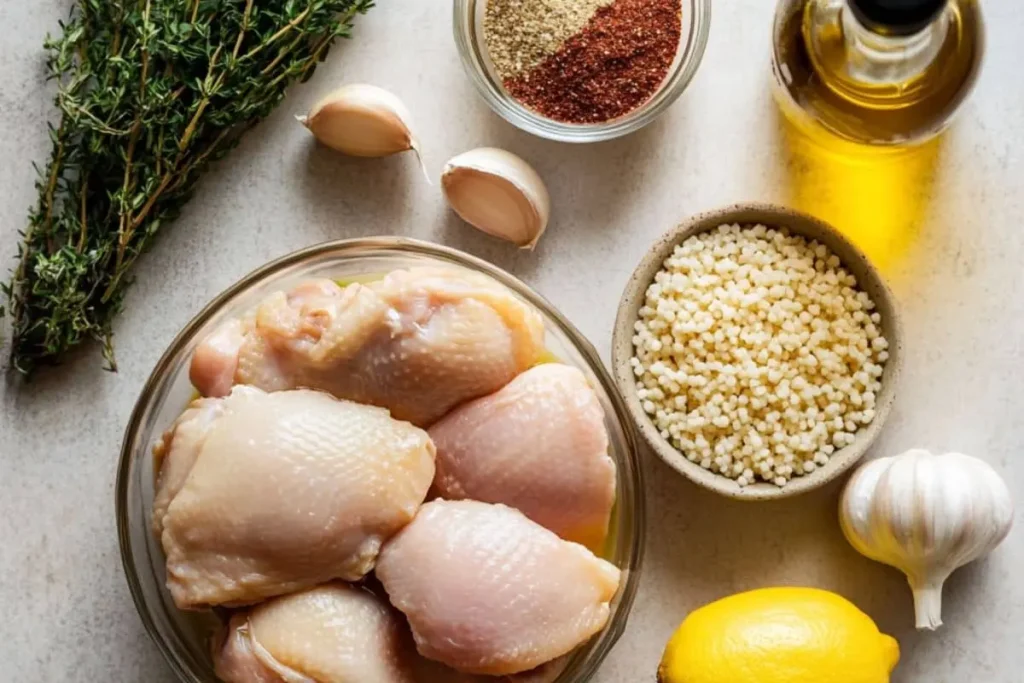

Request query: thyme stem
[{"left": 4, "top": 0, "right": 375, "bottom": 374}]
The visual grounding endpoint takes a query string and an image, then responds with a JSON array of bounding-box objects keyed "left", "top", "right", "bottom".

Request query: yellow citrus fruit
[{"left": 658, "top": 587, "right": 899, "bottom": 683}]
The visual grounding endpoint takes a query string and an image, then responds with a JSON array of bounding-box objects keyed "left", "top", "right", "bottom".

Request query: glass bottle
[{"left": 771, "top": 0, "right": 984, "bottom": 147}]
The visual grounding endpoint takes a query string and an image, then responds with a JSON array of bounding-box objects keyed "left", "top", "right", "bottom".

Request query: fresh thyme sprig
[{"left": 3, "top": 0, "right": 374, "bottom": 375}]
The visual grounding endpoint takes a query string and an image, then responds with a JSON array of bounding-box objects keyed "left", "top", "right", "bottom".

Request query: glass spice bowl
[
  {"left": 453, "top": 0, "right": 712, "bottom": 142},
  {"left": 116, "top": 238, "right": 645, "bottom": 683}
]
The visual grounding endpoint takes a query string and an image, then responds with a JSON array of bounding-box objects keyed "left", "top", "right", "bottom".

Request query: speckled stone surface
[{"left": 0, "top": 1, "right": 1021, "bottom": 681}]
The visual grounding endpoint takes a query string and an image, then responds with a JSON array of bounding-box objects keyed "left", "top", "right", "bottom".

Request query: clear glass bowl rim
[
  {"left": 115, "top": 236, "right": 647, "bottom": 682},
  {"left": 452, "top": 0, "right": 713, "bottom": 143}
]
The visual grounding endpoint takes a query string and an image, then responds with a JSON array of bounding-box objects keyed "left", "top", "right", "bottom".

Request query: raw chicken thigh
[
  {"left": 412, "top": 655, "right": 566, "bottom": 683},
  {"left": 152, "top": 386, "right": 435, "bottom": 609},
  {"left": 215, "top": 581, "right": 565, "bottom": 683},
  {"left": 190, "top": 267, "right": 546, "bottom": 426},
  {"left": 376, "top": 500, "right": 621, "bottom": 676},
  {"left": 215, "top": 583, "right": 415, "bottom": 683},
  {"left": 429, "top": 363, "right": 616, "bottom": 549}
]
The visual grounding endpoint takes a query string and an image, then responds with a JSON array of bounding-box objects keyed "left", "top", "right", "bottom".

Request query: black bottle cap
[{"left": 848, "top": 0, "right": 947, "bottom": 35}]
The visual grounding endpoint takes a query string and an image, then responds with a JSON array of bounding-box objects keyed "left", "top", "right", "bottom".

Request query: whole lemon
[{"left": 658, "top": 587, "right": 899, "bottom": 683}]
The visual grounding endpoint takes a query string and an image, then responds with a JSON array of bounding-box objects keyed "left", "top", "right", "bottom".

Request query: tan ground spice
[
  {"left": 505, "top": 0, "right": 682, "bottom": 123},
  {"left": 483, "top": 0, "right": 615, "bottom": 80}
]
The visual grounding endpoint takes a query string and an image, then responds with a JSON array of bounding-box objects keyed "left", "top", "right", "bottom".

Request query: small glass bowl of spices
[{"left": 454, "top": 0, "right": 711, "bottom": 142}]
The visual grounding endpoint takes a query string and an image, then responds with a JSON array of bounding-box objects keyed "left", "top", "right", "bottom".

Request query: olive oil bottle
[
  {"left": 772, "top": 0, "right": 984, "bottom": 146},
  {"left": 770, "top": 0, "right": 983, "bottom": 271}
]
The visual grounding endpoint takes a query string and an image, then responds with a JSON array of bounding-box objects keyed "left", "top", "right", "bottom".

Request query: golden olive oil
[
  {"left": 772, "top": 0, "right": 983, "bottom": 146},
  {"left": 776, "top": 114, "right": 942, "bottom": 271},
  {"left": 770, "top": 0, "right": 981, "bottom": 269}
]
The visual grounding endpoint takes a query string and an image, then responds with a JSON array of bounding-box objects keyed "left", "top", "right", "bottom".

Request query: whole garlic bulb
[{"left": 840, "top": 449, "right": 1014, "bottom": 630}]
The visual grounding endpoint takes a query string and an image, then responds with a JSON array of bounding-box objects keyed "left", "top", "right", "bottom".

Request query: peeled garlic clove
[
  {"left": 298, "top": 84, "right": 418, "bottom": 158},
  {"left": 442, "top": 148, "right": 550, "bottom": 250}
]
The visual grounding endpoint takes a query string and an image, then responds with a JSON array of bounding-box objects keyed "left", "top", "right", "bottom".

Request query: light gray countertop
[{"left": 1, "top": 0, "right": 1021, "bottom": 681}]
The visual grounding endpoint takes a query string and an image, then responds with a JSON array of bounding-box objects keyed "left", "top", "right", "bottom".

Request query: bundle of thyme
[{"left": 3, "top": 0, "right": 374, "bottom": 374}]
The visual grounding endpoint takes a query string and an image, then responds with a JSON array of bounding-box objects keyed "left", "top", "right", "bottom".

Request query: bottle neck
[{"left": 840, "top": 1, "right": 949, "bottom": 85}]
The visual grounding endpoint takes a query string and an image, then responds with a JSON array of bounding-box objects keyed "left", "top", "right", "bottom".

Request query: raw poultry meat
[
  {"left": 429, "top": 363, "right": 616, "bottom": 549},
  {"left": 376, "top": 500, "right": 621, "bottom": 676},
  {"left": 215, "top": 583, "right": 416, "bottom": 683},
  {"left": 412, "top": 654, "right": 565, "bottom": 683},
  {"left": 190, "top": 267, "right": 547, "bottom": 426},
  {"left": 215, "top": 582, "right": 566, "bottom": 683},
  {"left": 152, "top": 386, "right": 435, "bottom": 609},
  {"left": 411, "top": 660, "right": 498, "bottom": 683}
]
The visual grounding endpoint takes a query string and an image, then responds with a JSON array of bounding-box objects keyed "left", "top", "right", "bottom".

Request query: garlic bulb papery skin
[
  {"left": 298, "top": 84, "right": 419, "bottom": 158},
  {"left": 840, "top": 449, "right": 1014, "bottom": 630},
  {"left": 441, "top": 148, "right": 550, "bottom": 250}
]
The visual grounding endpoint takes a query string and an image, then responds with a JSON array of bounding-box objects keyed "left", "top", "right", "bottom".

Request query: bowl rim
[
  {"left": 611, "top": 203, "right": 904, "bottom": 501},
  {"left": 452, "top": 0, "right": 713, "bottom": 143},
  {"left": 115, "top": 236, "right": 646, "bottom": 681}
]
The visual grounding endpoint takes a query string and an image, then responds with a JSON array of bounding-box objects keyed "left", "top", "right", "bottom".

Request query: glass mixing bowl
[
  {"left": 453, "top": 0, "right": 712, "bottom": 142},
  {"left": 116, "top": 238, "right": 645, "bottom": 682}
]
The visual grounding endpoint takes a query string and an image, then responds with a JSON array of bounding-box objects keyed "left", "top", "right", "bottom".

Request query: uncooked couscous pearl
[{"left": 631, "top": 225, "right": 888, "bottom": 487}]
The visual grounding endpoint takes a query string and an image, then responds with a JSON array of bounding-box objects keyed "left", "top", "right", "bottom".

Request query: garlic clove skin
[
  {"left": 840, "top": 449, "right": 1014, "bottom": 631},
  {"left": 441, "top": 148, "right": 550, "bottom": 250},
  {"left": 298, "top": 84, "right": 418, "bottom": 158}
]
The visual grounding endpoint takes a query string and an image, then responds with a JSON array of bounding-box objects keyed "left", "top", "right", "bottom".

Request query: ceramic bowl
[
  {"left": 117, "top": 238, "right": 644, "bottom": 682},
  {"left": 612, "top": 204, "right": 903, "bottom": 500}
]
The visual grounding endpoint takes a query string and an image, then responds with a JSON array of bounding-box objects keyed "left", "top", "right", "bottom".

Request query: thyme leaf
[{"left": 4, "top": 0, "right": 374, "bottom": 375}]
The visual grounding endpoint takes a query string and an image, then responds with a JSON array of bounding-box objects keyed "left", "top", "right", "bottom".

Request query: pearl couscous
[{"left": 630, "top": 224, "right": 888, "bottom": 487}]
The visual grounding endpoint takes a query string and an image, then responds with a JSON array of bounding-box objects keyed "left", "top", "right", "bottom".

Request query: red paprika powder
[{"left": 504, "top": 0, "right": 683, "bottom": 124}]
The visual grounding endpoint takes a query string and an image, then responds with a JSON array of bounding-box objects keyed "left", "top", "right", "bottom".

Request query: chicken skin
[
  {"left": 153, "top": 386, "right": 435, "bottom": 609},
  {"left": 215, "top": 582, "right": 566, "bottom": 683},
  {"left": 215, "top": 583, "right": 416, "bottom": 683},
  {"left": 190, "top": 268, "right": 546, "bottom": 426},
  {"left": 429, "top": 363, "right": 616, "bottom": 549},
  {"left": 376, "top": 500, "right": 621, "bottom": 676}
]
